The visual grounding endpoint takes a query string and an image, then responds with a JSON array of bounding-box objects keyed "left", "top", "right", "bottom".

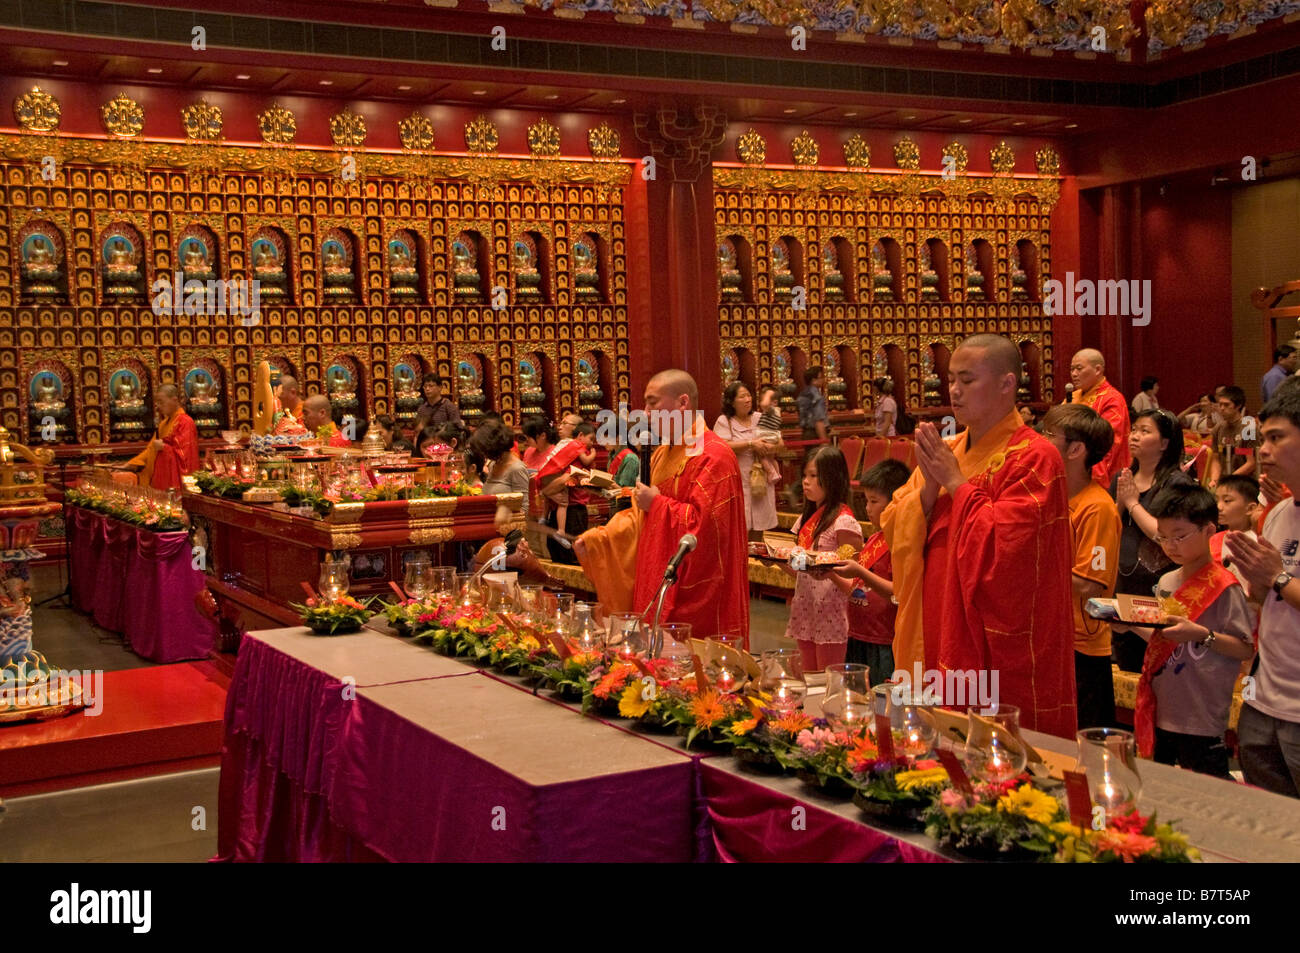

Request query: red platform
[{"left": 0, "top": 660, "right": 229, "bottom": 798}]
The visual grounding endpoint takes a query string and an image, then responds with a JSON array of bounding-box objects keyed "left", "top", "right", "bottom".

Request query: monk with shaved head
[
  {"left": 882, "top": 333, "right": 1077, "bottom": 738},
  {"left": 302, "top": 394, "right": 352, "bottom": 448},
  {"left": 575, "top": 368, "right": 749, "bottom": 642},
  {"left": 126, "top": 382, "right": 198, "bottom": 490},
  {"left": 1070, "top": 348, "right": 1131, "bottom": 485}
]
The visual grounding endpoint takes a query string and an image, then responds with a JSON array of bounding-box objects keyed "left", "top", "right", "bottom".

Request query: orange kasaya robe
[
  {"left": 577, "top": 420, "right": 749, "bottom": 643},
  {"left": 1073, "top": 377, "right": 1131, "bottom": 486},
  {"left": 127, "top": 409, "right": 199, "bottom": 491},
  {"left": 319, "top": 422, "right": 352, "bottom": 448},
  {"left": 881, "top": 409, "right": 1077, "bottom": 739}
]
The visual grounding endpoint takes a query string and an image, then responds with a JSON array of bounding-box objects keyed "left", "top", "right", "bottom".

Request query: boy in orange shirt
[{"left": 1042, "top": 405, "right": 1122, "bottom": 730}]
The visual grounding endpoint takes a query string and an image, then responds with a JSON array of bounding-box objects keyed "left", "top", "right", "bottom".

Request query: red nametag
[
  {"left": 936, "top": 748, "right": 973, "bottom": 795},
  {"left": 299, "top": 581, "right": 319, "bottom": 602},
  {"left": 1062, "top": 770, "right": 1093, "bottom": 829},
  {"left": 631, "top": 656, "right": 654, "bottom": 678},
  {"left": 388, "top": 581, "right": 407, "bottom": 601},
  {"left": 874, "top": 713, "right": 895, "bottom": 761},
  {"left": 547, "top": 633, "right": 573, "bottom": 660}
]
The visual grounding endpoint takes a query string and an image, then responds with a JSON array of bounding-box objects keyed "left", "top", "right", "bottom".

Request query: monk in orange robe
[
  {"left": 882, "top": 334, "right": 1077, "bottom": 739},
  {"left": 575, "top": 370, "right": 749, "bottom": 642},
  {"left": 126, "top": 383, "right": 198, "bottom": 491},
  {"left": 301, "top": 394, "right": 351, "bottom": 448},
  {"left": 270, "top": 375, "right": 307, "bottom": 436},
  {"left": 1070, "top": 348, "right": 1131, "bottom": 486}
]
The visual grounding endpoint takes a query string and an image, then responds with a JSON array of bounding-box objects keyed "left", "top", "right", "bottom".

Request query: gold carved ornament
[
  {"left": 330, "top": 111, "right": 367, "bottom": 148},
  {"left": 399, "top": 113, "right": 434, "bottom": 151},
  {"left": 182, "top": 100, "right": 223, "bottom": 141},
  {"left": 842, "top": 134, "right": 869, "bottom": 170},
  {"left": 990, "top": 141, "right": 1016, "bottom": 174},
  {"left": 258, "top": 104, "right": 297, "bottom": 144},
  {"left": 941, "top": 141, "right": 968, "bottom": 173},
  {"left": 1034, "top": 145, "right": 1060, "bottom": 176},
  {"left": 893, "top": 137, "right": 920, "bottom": 171},
  {"left": 528, "top": 117, "right": 561, "bottom": 157},
  {"left": 737, "top": 128, "right": 766, "bottom": 166},
  {"left": 101, "top": 94, "right": 144, "bottom": 138},
  {"left": 588, "top": 121, "right": 620, "bottom": 160},
  {"left": 14, "top": 86, "right": 61, "bottom": 132},
  {"left": 790, "top": 130, "right": 819, "bottom": 167},
  {"left": 464, "top": 115, "right": 500, "bottom": 155}
]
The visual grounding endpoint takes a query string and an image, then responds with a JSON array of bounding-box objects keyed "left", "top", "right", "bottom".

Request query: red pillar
[{"left": 632, "top": 106, "right": 727, "bottom": 421}]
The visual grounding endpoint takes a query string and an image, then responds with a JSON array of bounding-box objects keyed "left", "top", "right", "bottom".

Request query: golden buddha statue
[
  {"left": 23, "top": 236, "right": 60, "bottom": 291},
  {"left": 32, "top": 373, "right": 65, "bottom": 412},
  {"left": 323, "top": 241, "right": 354, "bottom": 297},
  {"left": 718, "top": 238, "right": 743, "bottom": 302},
  {"left": 181, "top": 241, "right": 214, "bottom": 280},
  {"left": 327, "top": 368, "right": 356, "bottom": 405},
  {"left": 112, "top": 375, "right": 143, "bottom": 410},
  {"left": 822, "top": 243, "right": 844, "bottom": 301},
  {"left": 452, "top": 233, "right": 483, "bottom": 301},
  {"left": 513, "top": 238, "right": 542, "bottom": 300},
  {"left": 389, "top": 240, "right": 419, "bottom": 295}
]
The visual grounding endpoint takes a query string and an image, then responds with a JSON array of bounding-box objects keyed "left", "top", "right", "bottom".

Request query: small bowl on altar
[{"left": 221, "top": 430, "right": 241, "bottom": 446}]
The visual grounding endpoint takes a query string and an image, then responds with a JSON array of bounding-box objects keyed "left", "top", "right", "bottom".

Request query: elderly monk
[
  {"left": 271, "top": 375, "right": 307, "bottom": 436},
  {"left": 1070, "top": 348, "right": 1131, "bottom": 486},
  {"left": 574, "top": 369, "right": 749, "bottom": 642},
  {"left": 882, "top": 334, "right": 1076, "bottom": 738},
  {"left": 127, "top": 384, "right": 198, "bottom": 491},
  {"left": 302, "top": 394, "right": 351, "bottom": 449}
]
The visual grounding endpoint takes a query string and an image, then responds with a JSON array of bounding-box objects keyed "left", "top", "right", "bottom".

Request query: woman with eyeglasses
[{"left": 1110, "top": 409, "right": 1194, "bottom": 672}]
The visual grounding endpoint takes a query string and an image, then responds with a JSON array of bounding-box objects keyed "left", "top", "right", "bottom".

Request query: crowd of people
[{"left": 136, "top": 344, "right": 1300, "bottom": 799}]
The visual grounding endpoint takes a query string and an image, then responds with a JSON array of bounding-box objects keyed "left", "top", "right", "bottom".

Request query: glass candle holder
[
  {"left": 552, "top": 591, "right": 575, "bottom": 636},
  {"left": 822, "top": 662, "right": 872, "bottom": 730},
  {"left": 1076, "top": 727, "right": 1142, "bottom": 818},
  {"left": 318, "top": 556, "right": 349, "bottom": 602},
  {"left": 431, "top": 566, "right": 457, "bottom": 599},
  {"left": 963, "top": 705, "right": 1028, "bottom": 783},
  {"left": 654, "top": 622, "right": 693, "bottom": 681},
  {"left": 607, "top": 612, "right": 647, "bottom": 661},
  {"left": 892, "top": 694, "right": 938, "bottom": 759},
  {"left": 707, "top": 635, "right": 745, "bottom": 695},
  {"left": 570, "top": 603, "right": 604, "bottom": 654},
  {"left": 760, "top": 648, "right": 806, "bottom": 712},
  {"left": 455, "top": 572, "right": 481, "bottom": 608},
  {"left": 403, "top": 556, "right": 432, "bottom": 601}
]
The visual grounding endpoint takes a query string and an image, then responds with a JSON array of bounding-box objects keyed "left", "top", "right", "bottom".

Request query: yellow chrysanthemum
[
  {"left": 618, "top": 682, "right": 654, "bottom": 718},
  {"left": 895, "top": 766, "right": 950, "bottom": 791},
  {"left": 997, "top": 784, "right": 1061, "bottom": 826}
]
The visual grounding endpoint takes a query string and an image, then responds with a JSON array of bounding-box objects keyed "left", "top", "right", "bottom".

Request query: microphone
[
  {"left": 1062, "top": 383, "right": 1074, "bottom": 405},
  {"left": 663, "top": 533, "right": 698, "bottom": 582}
]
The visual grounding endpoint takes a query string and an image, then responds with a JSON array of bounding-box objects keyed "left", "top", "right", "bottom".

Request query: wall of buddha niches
[
  {"left": 0, "top": 134, "right": 634, "bottom": 445},
  {"left": 714, "top": 162, "right": 1059, "bottom": 416}
]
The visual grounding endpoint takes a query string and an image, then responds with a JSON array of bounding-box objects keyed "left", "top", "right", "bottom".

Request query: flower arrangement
[
  {"left": 290, "top": 594, "right": 374, "bottom": 635},
  {"left": 381, "top": 597, "right": 443, "bottom": 638},
  {"left": 193, "top": 470, "right": 256, "bottom": 499},
  {"left": 922, "top": 780, "right": 1199, "bottom": 863},
  {"left": 65, "top": 483, "right": 187, "bottom": 531},
  {"left": 365, "top": 598, "right": 1202, "bottom": 864}
]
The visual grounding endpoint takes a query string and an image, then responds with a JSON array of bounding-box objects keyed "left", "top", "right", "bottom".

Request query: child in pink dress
[{"left": 783, "top": 446, "right": 864, "bottom": 671}]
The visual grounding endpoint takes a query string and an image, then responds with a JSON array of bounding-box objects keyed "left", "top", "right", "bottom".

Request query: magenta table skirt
[
  {"left": 67, "top": 506, "right": 216, "bottom": 663},
  {"left": 699, "top": 762, "right": 951, "bottom": 863},
  {"left": 216, "top": 634, "right": 699, "bottom": 863}
]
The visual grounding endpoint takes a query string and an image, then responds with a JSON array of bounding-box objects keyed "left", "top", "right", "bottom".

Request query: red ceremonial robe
[
  {"left": 1073, "top": 377, "right": 1131, "bottom": 487},
  {"left": 128, "top": 409, "right": 199, "bottom": 491},
  {"left": 887, "top": 411, "right": 1077, "bottom": 739},
  {"left": 578, "top": 423, "right": 749, "bottom": 643}
]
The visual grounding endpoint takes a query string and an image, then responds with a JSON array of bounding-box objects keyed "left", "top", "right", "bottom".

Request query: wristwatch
[{"left": 1273, "top": 572, "right": 1293, "bottom": 599}]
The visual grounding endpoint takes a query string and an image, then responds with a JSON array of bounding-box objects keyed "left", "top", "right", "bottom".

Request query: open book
[{"left": 568, "top": 466, "right": 618, "bottom": 490}]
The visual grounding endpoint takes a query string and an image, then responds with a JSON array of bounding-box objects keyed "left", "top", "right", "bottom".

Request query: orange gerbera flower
[
  {"left": 1094, "top": 829, "right": 1159, "bottom": 863},
  {"left": 730, "top": 714, "right": 760, "bottom": 736},
  {"left": 845, "top": 733, "right": 880, "bottom": 774},
  {"left": 690, "top": 690, "right": 728, "bottom": 729},
  {"left": 592, "top": 664, "right": 634, "bottom": 699},
  {"left": 770, "top": 710, "right": 814, "bottom": 737}
]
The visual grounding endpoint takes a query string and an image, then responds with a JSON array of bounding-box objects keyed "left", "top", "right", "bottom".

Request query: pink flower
[{"left": 940, "top": 788, "right": 970, "bottom": 810}]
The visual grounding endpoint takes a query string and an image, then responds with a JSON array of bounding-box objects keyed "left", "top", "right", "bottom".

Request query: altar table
[
  {"left": 217, "top": 624, "right": 1300, "bottom": 863},
  {"left": 66, "top": 506, "right": 216, "bottom": 664},
  {"left": 216, "top": 627, "right": 699, "bottom": 862}
]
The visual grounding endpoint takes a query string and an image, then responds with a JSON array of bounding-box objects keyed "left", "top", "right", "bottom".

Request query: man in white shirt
[{"left": 1227, "top": 384, "right": 1300, "bottom": 797}]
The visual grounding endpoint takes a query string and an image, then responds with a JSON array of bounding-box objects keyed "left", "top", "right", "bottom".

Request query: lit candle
[{"left": 717, "top": 666, "right": 737, "bottom": 694}]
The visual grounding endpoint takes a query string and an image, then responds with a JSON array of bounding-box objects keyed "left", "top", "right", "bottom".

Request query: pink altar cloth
[{"left": 67, "top": 506, "right": 216, "bottom": 663}]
